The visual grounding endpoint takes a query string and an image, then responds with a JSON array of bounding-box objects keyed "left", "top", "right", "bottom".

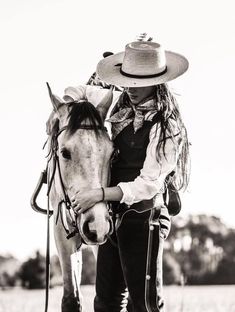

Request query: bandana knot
[{"left": 107, "top": 92, "right": 160, "bottom": 139}]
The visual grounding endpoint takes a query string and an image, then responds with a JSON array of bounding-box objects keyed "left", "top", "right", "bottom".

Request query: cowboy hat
[{"left": 96, "top": 41, "right": 189, "bottom": 87}]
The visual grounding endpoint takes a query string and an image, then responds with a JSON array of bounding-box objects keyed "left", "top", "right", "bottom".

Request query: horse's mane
[{"left": 67, "top": 101, "right": 104, "bottom": 135}]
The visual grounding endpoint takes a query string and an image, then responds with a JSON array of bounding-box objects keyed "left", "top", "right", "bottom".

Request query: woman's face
[{"left": 125, "top": 86, "right": 155, "bottom": 105}]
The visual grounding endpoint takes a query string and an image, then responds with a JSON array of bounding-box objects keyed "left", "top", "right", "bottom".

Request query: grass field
[{"left": 0, "top": 285, "right": 235, "bottom": 312}]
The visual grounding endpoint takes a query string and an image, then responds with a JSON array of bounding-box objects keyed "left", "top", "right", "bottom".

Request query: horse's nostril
[
  {"left": 82, "top": 220, "right": 98, "bottom": 243},
  {"left": 108, "top": 218, "right": 114, "bottom": 235}
]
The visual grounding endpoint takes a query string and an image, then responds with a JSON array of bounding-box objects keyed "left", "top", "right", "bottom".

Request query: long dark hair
[{"left": 153, "top": 83, "right": 190, "bottom": 191}]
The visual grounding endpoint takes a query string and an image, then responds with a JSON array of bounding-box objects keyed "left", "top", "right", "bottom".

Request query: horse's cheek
[{"left": 61, "top": 160, "right": 80, "bottom": 187}]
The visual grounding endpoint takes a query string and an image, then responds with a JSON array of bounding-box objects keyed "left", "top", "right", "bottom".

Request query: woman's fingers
[
  {"left": 71, "top": 200, "right": 90, "bottom": 214},
  {"left": 72, "top": 201, "right": 80, "bottom": 213},
  {"left": 72, "top": 203, "right": 90, "bottom": 214},
  {"left": 70, "top": 189, "right": 99, "bottom": 214}
]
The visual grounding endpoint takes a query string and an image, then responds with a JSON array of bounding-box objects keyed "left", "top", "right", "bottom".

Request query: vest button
[{"left": 130, "top": 141, "right": 135, "bottom": 147}]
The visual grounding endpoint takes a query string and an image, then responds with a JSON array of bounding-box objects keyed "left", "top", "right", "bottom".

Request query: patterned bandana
[{"left": 107, "top": 92, "right": 160, "bottom": 139}]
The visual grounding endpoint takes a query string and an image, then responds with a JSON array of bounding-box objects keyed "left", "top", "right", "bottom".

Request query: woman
[{"left": 65, "top": 40, "right": 190, "bottom": 312}]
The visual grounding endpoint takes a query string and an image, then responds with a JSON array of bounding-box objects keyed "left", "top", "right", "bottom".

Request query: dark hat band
[{"left": 120, "top": 66, "right": 167, "bottom": 79}]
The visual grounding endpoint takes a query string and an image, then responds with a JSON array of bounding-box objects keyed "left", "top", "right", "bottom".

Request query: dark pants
[{"left": 94, "top": 208, "right": 165, "bottom": 312}]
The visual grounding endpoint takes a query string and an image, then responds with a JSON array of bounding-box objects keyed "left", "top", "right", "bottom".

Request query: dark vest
[
  {"left": 110, "top": 114, "right": 182, "bottom": 216},
  {"left": 111, "top": 115, "right": 160, "bottom": 186}
]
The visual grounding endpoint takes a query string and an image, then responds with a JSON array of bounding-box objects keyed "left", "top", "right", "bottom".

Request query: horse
[{"left": 46, "top": 83, "right": 114, "bottom": 312}]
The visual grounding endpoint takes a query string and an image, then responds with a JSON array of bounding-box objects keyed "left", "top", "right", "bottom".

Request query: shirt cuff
[{"left": 117, "top": 182, "right": 135, "bottom": 206}]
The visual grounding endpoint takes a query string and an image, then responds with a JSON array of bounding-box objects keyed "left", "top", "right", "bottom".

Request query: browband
[{"left": 56, "top": 125, "right": 107, "bottom": 138}]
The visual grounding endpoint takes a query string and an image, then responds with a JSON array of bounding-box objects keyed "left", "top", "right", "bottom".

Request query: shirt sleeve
[
  {"left": 63, "top": 85, "right": 121, "bottom": 107},
  {"left": 118, "top": 121, "right": 182, "bottom": 205},
  {"left": 63, "top": 85, "right": 87, "bottom": 102}
]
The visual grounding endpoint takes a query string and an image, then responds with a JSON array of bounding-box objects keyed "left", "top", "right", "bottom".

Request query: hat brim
[{"left": 96, "top": 51, "right": 189, "bottom": 87}]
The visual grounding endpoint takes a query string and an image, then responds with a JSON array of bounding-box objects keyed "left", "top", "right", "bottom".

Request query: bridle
[
  {"left": 47, "top": 123, "right": 111, "bottom": 241},
  {"left": 47, "top": 125, "right": 76, "bottom": 238}
]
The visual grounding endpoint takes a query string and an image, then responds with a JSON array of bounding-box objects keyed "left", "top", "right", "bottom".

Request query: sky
[{"left": 0, "top": 0, "right": 234, "bottom": 260}]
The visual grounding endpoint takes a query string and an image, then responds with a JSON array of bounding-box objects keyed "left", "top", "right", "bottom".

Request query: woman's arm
[
  {"left": 71, "top": 186, "right": 123, "bottom": 214},
  {"left": 63, "top": 85, "right": 121, "bottom": 107},
  {"left": 117, "top": 121, "right": 182, "bottom": 206}
]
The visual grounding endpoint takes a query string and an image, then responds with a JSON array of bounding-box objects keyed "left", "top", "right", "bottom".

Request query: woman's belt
[{"left": 111, "top": 198, "right": 162, "bottom": 214}]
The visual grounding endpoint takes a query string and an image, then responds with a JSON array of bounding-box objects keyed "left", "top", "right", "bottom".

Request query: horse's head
[{"left": 47, "top": 83, "right": 114, "bottom": 245}]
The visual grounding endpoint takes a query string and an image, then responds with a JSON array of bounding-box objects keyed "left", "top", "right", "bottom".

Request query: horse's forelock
[{"left": 67, "top": 101, "right": 103, "bottom": 135}]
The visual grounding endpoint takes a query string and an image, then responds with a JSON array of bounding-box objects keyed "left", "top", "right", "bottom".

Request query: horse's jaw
[{"left": 77, "top": 202, "right": 112, "bottom": 245}]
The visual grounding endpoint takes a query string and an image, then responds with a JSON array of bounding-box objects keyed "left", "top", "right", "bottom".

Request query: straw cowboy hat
[{"left": 96, "top": 41, "right": 189, "bottom": 87}]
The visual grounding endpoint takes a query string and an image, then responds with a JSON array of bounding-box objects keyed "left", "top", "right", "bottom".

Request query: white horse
[{"left": 46, "top": 84, "right": 114, "bottom": 311}]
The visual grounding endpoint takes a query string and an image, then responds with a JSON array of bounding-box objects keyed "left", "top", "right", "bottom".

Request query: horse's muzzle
[{"left": 78, "top": 209, "right": 113, "bottom": 245}]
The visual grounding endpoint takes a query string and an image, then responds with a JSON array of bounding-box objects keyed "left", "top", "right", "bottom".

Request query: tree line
[{"left": 0, "top": 214, "right": 235, "bottom": 289}]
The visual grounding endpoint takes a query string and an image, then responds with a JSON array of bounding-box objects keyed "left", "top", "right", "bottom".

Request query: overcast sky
[{"left": 0, "top": 0, "right": 234, "bottom": 260}]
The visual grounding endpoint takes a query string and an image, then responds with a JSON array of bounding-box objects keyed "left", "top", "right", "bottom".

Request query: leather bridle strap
[
  {"left": 53, "top": 129, "right": 78, "bottom": 236},
  {"left": 55, "top": 153, "right": 79, "bottom": 239},
  {"left": 44, "top": 190, "right": 51, "bottom": 312},
  {"left": 43, "top": 162, "right": 55, "bottom": 312},
  {"left": 56, "top": 152, "right": 72, "bottom": 210}
]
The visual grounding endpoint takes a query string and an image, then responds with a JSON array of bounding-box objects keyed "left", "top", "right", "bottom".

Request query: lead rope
[
  {"left": 44, "top": 189, "right": 51, "bottom": 312},
  {"left": 43, "top": 145, "right": 58, "bottom": 312},
  {"left": 44, "top": 165, "right": 53, "bottom": 312},
  {"left": 43, "top": 150, "right": 63, "bottom": 312}
]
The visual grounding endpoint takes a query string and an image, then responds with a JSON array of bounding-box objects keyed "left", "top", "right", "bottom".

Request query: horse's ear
[
  {"left": 96, "top": 86, "right": 114, "bottom": 120},
  {"left": 46, "top": 82, "right": 64, "bottom": 112},
  {"left": 46, "top": 82, "right": 69, "bottom": 129}
]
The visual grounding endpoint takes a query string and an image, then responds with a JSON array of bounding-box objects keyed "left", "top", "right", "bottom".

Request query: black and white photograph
[{"left": 0, "top": 0, "right": 234, "bottom": 311}]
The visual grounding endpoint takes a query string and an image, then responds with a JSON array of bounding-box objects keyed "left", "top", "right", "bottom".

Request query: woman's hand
[{"left": 71, "top": 188, "right": 103, "bottom": 214}]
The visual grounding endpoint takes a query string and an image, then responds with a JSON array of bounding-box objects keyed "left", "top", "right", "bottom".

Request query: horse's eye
[{"left": 61, "top": 148, "right": 71, "bottom": 160}]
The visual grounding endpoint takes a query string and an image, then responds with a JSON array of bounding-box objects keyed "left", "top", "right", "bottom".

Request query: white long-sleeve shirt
[{"left": 63, "top": 85, "right": 181, "bottom": 206}]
